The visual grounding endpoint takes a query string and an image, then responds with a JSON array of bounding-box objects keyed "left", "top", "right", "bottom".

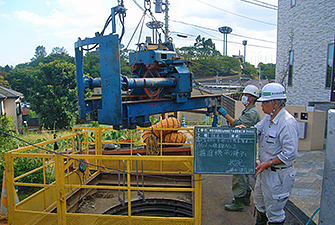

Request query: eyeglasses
[{"left": 261, "top": 101, "right": 271, "bottom": 105}]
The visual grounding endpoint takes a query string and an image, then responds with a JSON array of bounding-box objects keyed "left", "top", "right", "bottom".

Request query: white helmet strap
[{"left": 270, "top": 100, "right": 284, "bottom": 116}]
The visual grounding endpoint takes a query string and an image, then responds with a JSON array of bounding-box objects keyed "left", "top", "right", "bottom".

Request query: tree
[
  {"left": 84, "top": 51, "right": 100, "bottom": 78},
  {"left": 0, "top": 66, "right": 10, "bottom": 87},
  {"left": 258, "top": 63, "right": 276, "bottom": 80},
  {"left": 177, "top": 36, "right": 244, "bottom": 77},
  {"left": 0, "top": 74, "right": 9, "bottom": 88},
  {"left": 242, "top": 62, "right": 258, "bottom": 77},
  {"left": 6, "top": 68, "right": 35, "bottom": 99},
  {"left": 29, "top": 61, "right": 78, "bottom": 130},
  {"left": 120, "top": 49, "right": 132, "bottom": 76},
  {"left": 50, "top": 47, "right": 69, "bottom": 55},
  {"left": 179, "top": 35, "right": 221, "bottom": 60},
  {"left": 31, "top": 45, "right": 47, "bottom": 61},
  {"left": 0, "top": 115, "right": 16, "bottom": 151}
]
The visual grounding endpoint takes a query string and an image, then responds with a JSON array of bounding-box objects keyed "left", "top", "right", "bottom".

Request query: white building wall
[
  {"left": 276, "top": 0, "right": 335, "bottom": 106},
  {"left": 3, "top": 98, "right": 21, "bottom": 130},
  {"left": 0, "top": 101, "right": 3, "bottom": 115}
]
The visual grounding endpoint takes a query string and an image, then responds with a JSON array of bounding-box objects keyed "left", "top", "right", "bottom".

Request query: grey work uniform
[
  {"left": 253, "top": 108, "right": 299, "bottom": 223},
  {"left": 231, "top": 104, "right": 260, "bottom": 198}
]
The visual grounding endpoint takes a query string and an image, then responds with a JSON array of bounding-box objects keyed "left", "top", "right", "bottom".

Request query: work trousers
[
  {"left": 253, "top": 166, "right": 296, "bottom": 223},
  {"left": 232, "top": 174, "right": 251, "bottom": 198}
]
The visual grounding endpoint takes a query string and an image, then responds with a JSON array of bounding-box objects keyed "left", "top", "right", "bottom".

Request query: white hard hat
[
  {"left": 243, "top": 85, "right": 260, "bottom": 98},
  {"left": 258, "top": 83, "right": 287, "bottom": 101}
]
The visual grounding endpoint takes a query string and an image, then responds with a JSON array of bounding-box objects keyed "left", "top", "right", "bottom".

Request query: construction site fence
[{"left": 5, "top": 127, "right": 201, "bottom": 225}]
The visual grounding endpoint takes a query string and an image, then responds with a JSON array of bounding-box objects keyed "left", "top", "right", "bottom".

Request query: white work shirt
[{"left": 255, "top": 108, "right": 299, "bottom": 166}]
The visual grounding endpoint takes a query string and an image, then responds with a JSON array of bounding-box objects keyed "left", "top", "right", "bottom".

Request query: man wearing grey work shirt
[{"left": 252, "top": 83, "right": 299, "bottom": 225}]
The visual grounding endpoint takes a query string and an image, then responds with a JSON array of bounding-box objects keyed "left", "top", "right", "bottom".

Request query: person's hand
[
  {"left": 218, "top": 107, "right": 227, "bottom": 116},
  {"left": 235, "top": 125, "right": 247, "bottom": 129},
  {"left": 255, "top": 161, "right": 271, "bottom": 176}
]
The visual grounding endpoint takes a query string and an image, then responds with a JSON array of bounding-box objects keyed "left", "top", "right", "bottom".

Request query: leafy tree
[
  {"left": 50, "top": 47, "right": 69, "bottom": 55},
  {"left": 188, "top": 55, "right": 241, "bottom": 78},
  {"left": 29, "top": 61, "right": 78, "bottom": 130},
  {"left": 258, "top": 63, "right": 276, "bottom": 80},
  {"left": 242, "top": 62, "right": 258, "bottom": 77},
  {"left": 179, "top": 35, "right": 221, "bottom": 60},
  {"left": 0, "top": 115, "right": 16, "bottom": 151},
  {"left": 0, "top": 68, "right": 9, "bottom": 87},
  {"left": 0, "top": 65, "right": 11, "bottom": 87},
  {"left": 82, "top": 49, "right": 132, "bottom": 78},
  {"left": 6, "top": 68, "right": 35, "bottom": 99},
  {"left": 31, "top": 45, "right": 47, "bottom": 61},
  {"left": 84, "top": 51, "right": 100, "bottom": 78},
  {"left": 120, "top": 49, "right": 132, "bottom": 76},
  {"left": 177, "top": 36, "right": 241, "bottom": 77},
  {"left": 0, "top": 74, "right": 9, "bottom": 87},
  {"left": 4, "top": 65, "right": 12, "bottom": 72}
]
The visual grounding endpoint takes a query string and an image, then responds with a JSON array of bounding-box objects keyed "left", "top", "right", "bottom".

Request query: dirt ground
[
  {"left": 77, "top": 190, "right": 192, "bottom": 214},
  {"left": 76, "top": 174, "right": 301, "bottom": 225}
]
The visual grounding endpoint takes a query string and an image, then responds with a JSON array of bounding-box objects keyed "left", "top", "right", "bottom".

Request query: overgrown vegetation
[{"left": 0, "top": 115, "right": 72, "bottom": 190}]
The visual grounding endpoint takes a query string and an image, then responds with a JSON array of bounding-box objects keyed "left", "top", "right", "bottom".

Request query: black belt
[{"left": 270, "top": 165, "right": 292, "bottom": 172}]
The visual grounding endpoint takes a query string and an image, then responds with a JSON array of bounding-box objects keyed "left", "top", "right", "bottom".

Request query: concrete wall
[
  {"left": 276, "top": 0, "right": 335, "bottom": 106},
  {"left": 236, "top": 102, "right": 326, "bottom": 150},
  {"left": 286, "top": 105, "right": 326, "bottom": 150}
]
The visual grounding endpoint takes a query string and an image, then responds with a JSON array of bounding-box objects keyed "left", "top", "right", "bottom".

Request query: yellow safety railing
[{"left": 5, "top": 127, "right": 201, "bottom": 225}]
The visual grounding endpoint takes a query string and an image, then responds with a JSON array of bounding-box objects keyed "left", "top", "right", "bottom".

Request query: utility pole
[
  {"left": 155, "top": 0, "right": 169, "bottom": 42},
  {"left": 164, "top": 0, "right": 169, "bottom": 42}
]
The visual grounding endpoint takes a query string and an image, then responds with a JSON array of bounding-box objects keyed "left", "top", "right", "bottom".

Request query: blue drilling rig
[{"left": 75, "top": 1, "right": 221, "bottom": 129}]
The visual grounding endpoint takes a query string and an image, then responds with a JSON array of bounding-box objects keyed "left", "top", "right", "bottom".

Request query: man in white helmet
[
  {"left": 218, "top": 84, "right": 260, "bottom": 211},
  {"left": 251, "top": 83, "right": 299, "bottom": 225}
]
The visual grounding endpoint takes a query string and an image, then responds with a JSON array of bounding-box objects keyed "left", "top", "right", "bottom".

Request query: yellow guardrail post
[
  {"left": 55, "top": 155, "right": 66, "bottom": 225},
  {"left": 5, "top": 152, "right": 15, "bottom": 224},
  {"left": 127, "top": 159, "right": 131, "bottom": 218},
  {"left": 97, "top": 128, "right": 102, "bottom": 168},
  {"left": 194, "top": 174, "right": 202, "bottom": 225}
]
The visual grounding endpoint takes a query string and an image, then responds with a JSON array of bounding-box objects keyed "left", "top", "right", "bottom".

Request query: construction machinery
[{"left": 75, "top": 0, "right": 221, "bottom": 129}]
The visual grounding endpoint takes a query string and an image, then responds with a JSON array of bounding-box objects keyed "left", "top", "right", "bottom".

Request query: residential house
[
  {"left": 0, "top": 86, "right": 23, "bottom": 132},
  {"left": 276, "top": 0, "right": 335, "bottom": 107}
]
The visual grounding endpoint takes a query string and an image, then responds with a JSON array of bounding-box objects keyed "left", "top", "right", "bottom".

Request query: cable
[
  {"left": 195, "top": 0, "right": 276, "bottom": 26},
  {"left": 306, "top": 207, "right": 320, "bottom": 225},
  {"left": 0, "top": 130, "right": 203, "bottom": 182},
  {"left": 125, "top": 13, "right": 146, "bottom": 50},
  {"left": 171, "top": 30, "right": 275, "bottom": 50},
  {"left": 249, "top": 0, "right": 278, "bottom": 8},
  {"left": 240, "top": 0, "right": 277, "bottom": 10},
  {"left": 171, "top": 20, "right": 276, "bottom": 44}
]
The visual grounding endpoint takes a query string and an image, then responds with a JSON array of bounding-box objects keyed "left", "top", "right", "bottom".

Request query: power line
[
  {"left": 230, "top": 33, "right": 276, "bottom": 44},
  {"left": 171, "top": 31, "right": 275, "bottom": 49},
  {"left": 195, "top": 0, "right": 276, "bottom": 26},
  {"left": 171, "top": 20, "right": 276, "bottom": 44},
  {"left": 240, "top": 0, "right": 277, "bottom": 10},
  {"left": 247, "top": 0, "right": 278, "bottom": 8}
]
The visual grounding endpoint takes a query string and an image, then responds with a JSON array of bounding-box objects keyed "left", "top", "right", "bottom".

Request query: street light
[
  {"left": 146, "top": 21, "right": 164, "bottom": 44},
  {"left": 218, "top": 26, "right": 233, "bottom": 56},
  {"left": 242, "top": 40, "right": 247, "bottom": 67}
]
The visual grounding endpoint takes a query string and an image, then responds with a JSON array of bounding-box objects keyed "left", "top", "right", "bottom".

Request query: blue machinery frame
[{"left": 75, "top": 5, "right": 221, "bottom": 129}]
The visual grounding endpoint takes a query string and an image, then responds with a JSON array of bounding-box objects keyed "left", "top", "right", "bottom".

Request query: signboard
[{"left": 194, "top": 126, "right": 257, "bottom": 174}]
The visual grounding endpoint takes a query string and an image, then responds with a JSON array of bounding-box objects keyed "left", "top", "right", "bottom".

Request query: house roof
[{"left": 0, "top": 86, "right": 23, "bottom": 99}]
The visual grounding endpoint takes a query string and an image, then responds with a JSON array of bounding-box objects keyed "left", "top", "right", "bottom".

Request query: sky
[{"left": 0, "top": 0, "right": 278, "bottom": 67}]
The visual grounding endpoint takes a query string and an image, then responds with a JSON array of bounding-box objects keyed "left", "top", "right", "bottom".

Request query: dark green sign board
[{"left": 194, "top": 126, "right": 257, "bottom": 174}]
